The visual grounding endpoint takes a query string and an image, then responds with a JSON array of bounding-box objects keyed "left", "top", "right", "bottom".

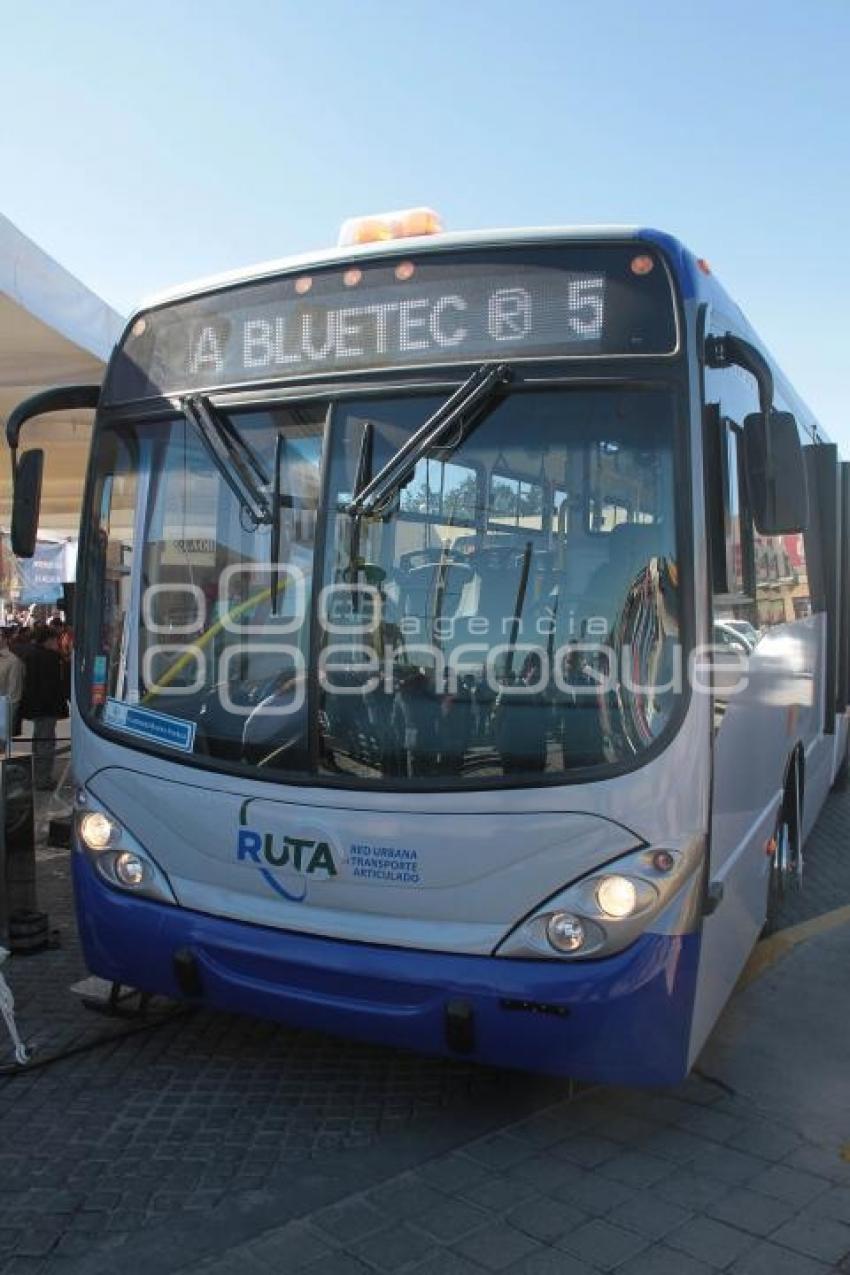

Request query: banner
[{"left": 1, "top": 538, "right": 73, "bottom": 605}]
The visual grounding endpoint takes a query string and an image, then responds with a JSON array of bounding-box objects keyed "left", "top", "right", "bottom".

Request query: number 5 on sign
[{"left": 568, "top": 276, "right": 605, "bottom": 338}]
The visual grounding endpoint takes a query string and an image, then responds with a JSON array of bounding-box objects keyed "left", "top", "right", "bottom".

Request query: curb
[{"left": 738, "top": 903, "right": 850, "bottom": 990}]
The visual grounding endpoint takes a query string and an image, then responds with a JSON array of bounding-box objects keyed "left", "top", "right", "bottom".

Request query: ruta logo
[{"left": 236, "top": 826, "right": 338, "bottom": 902}]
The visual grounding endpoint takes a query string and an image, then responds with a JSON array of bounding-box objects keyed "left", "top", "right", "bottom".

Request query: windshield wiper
[
  {"left": 346, "top": 362, "right": 513, "bottom": 518},
  {"left": 270, "top": 431, "right": 286, "bottom": 614},
  {"left": 183, "top": 394, "right": 272, "bottom": 526},
  {"left": 346, "top": 421, "right": 374, "bottom": 605}
]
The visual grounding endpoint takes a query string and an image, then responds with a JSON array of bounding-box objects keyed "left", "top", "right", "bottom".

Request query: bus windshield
[{"left": 80, "top": 383, "right": 683, "bottom": 786}]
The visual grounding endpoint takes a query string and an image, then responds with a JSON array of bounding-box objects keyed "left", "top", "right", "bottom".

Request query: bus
[{"left": 7, "top": 212, "right": 849, "bottom": 1086}]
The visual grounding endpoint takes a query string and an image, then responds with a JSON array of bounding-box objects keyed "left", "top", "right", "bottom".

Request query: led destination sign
[{"left": 106, "top": 246, "right": 677, "bottom": 402}]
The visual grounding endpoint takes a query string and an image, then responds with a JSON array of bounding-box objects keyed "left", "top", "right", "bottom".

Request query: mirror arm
[
  {"left": 6, "top": 384, "right": 100, "bottom": 476},
  {"left": 705, "top": 334, "right": 774, "bottom": 416}
]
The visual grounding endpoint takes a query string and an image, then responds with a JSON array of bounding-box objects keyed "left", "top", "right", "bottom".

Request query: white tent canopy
[{"left": 0, "top": 212, "right": 124, "bottom": 541}]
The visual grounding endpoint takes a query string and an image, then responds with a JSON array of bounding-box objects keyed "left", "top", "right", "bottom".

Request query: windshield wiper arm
[
  {"left": 270, "top": 431, "right": 286, "bottom": 614},
  {"left": 183, "top": 394, "right": 272, "bottom": 525},
  {"left": 346, "top": 362, "right": 513, "bottom": 518},
  {"left": 346, "top": 421, "right": 374, "bottom": 602}
]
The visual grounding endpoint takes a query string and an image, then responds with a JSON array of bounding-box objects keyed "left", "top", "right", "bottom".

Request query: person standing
[
  {"left": 0, "top": 630, "right": 24, "bottom": 746},
  {"left": 20, "top": 624, "right": 68, "bottom": 790}
]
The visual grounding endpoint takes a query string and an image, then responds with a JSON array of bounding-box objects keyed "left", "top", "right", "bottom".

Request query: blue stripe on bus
[{"left": 72, "top": 853, "right": 699, "bottom": 1087}]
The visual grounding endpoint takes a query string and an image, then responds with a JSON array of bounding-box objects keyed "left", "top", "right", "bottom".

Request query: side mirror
[
  {"left": 11, "top": 449, "right": 45, "bottom": 558},
  {"left": 743, "top": 411, "right": 809, "bottom": 535}
]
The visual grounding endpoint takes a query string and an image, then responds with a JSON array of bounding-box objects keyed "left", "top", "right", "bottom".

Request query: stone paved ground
[
  {"left": 173, "top": 1077, "right": 850, "bottom": 1275},
  {"left": 0, "top": 769, "right": 847, "bottom": 1273}
]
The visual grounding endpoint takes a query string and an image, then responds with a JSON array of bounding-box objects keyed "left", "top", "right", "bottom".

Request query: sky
[{"left": 1, "top": 0, "right": 849, "bottom": 448}]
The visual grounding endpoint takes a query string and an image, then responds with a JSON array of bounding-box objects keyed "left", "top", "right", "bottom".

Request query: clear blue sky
[{"left": 2, "top": 0, "right": 849, "bottom": 447}]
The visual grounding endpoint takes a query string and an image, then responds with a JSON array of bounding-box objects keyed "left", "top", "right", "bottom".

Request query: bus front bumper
[{"left": 72, "top": 854, "right": 699, "bottom": 1087}]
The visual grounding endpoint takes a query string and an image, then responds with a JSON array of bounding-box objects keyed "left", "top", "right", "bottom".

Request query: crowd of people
[{"left": 0, "top": 612, "right": 72, "bottom": 789}]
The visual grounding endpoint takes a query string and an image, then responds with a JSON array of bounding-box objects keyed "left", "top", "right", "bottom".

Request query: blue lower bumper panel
[{"left": 73, "top": 854, "right": 699, "bottom": 1086}]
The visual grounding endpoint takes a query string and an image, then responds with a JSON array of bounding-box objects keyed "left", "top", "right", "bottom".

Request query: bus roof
[
  {"left": 139, "top": 225, "right": 648, "bottom": 309},
  {"left": 130, "top": 223, "right": 827, "bottom": 447}
]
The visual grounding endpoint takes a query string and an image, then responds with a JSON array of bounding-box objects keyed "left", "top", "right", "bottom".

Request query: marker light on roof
[
  {"left": 343, "top": 268, "right": 363, "bottom": 287},
  {"left": 337, "top": 207, "right": 444, "bottom": 247},
  {"left": 630, "top": 254, "right": 654, "bottom": 276},
  {"left": 294, "top": 276, "right": 313, "bottom": 295}
]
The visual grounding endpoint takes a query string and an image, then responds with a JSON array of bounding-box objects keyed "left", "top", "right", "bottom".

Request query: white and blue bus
[{"left": 8, "top": 213, "right": 849, "bottom": 1085}]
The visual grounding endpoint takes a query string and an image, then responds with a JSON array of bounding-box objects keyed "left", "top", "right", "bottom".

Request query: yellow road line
[{"left": 738, "top": 903, "right": 850, "bottom": 990}]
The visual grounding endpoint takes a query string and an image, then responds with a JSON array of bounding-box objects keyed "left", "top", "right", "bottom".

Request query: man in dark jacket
[{"left": 20, "top": 624, "right": 68, "bottom": 790}]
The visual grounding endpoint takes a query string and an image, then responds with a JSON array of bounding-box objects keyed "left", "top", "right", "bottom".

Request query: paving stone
[
  {"left": 656, "top": 1171, "right": 732, "bottom": 1211},
  {"left": 408, "top": 1254, "right": 487, "bottom": 1275},
  {"left": 782, "top": 1144, "right": 850, "bottom": 1182},
  {"left": 0, "top": 1259, "right": 50, "bottom": 1275},
  {"left": 312, "top": 1198, "right": 388, "bottom": 1244},
  {"left": 510, "top": 1111, "right": 585, "bottom": 1150},
  {"left": 725, "top": 1123, "right": 803, "bottom": 1162},
  {"left": 606, "top": 1191, "right": 692, "bottom": 1241},
  {"left": 367, "top": 1176, "right": 447, "bottom": 1221},
  {"left": 590, "top": 1115, "right": 661, "bottom": 1147},
  {"left": 557, "top": 1217, "right": 648, "bottom": 1270},
  {"left": 810, "top": 1184, "right": 850, "bottom": 1223},
  {"left": 704, "top": 1186, "right": 794, "bottom": 1237},
  {"left": 505, "top": 1196, "right": 586, "bottom": 1244},
  {"left": 689, "top": 1144, "right": 768, "bottom": 1186},
  {"left": 551, "top": 1135, "right": 622, "bottom": 1169},
  {"left": 745, "top": 1163, "right": 831, "bottom": 1206},
  {"left": 770, "top": 1213, "right": 850, "bottom": 1264},
  {"left": 419, "top": 1155, "right": 492, "bottom": 1194},
  {"left": 623, "top": 1095, "right": 705, "bottom": 1126},
  {"left": 410, "top": 1198, "right": 490, "bottom": 1244},
  {"left": 665, "top": 1215, "right": 757, "bottom": 1268},
  {"left": 729, "top": 1239, "right": 832, "bottom": 1275},
  {"left": 513, "top": 1101, "right": 605, "bottom": 1145},
  {"left": 246, "top": 1221, "right": 336, "bottom": 1269},
  {"left": 636, "top": 1128, "right": 713, "bottom": 1165},
  {"left": 195, "top": 1246, "right": 279, "bottom": 1275},
  {"left": 350, "top": 1223, "right": 438, "bottom": 1272},
  {"left": 506, "top": 1250, "right": 601, "bottom": 1275},
  {"left": 465, "top": 1134, "right": 535, "bottom": 1172},
  {"left": 618, "top": 1244, "right": 714, "bottom": 1275},
  {"left": 300, "top": 1255, "right": 372, "bottom": 1275},
  {"left": 453, "top": 1222, "right": 542, "bottom": 1271},
  {"left": 676, "top": 1108, "right": 745, "bottom": 1145},
  {"left": 673, "top": 1076, "right": 727, "bottom": 1107},
  {"left": 597, "top": 1151, "right": 674, "bottom": 1189},
  {"left": 8, "top": 1228, "right": 63, "bottom": 1260},
  {"left": 462, "top": 1173, "right": 539, "bottom": 1213},
  {"left": 549, "top": 1172, "right": 638, "bottom": 1217},
  {"left": 511, "top": 1156, "right": 591, "bottom": 1198}
]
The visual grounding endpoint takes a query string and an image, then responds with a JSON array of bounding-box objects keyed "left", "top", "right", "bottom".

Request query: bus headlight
[
  {"left": 79, "top": 811, "right": 121, "bottom": 851},
  {"left": 114, "top": 851, "right": 146, "bottom": 888},
  {"left": 596, "top": 875, "right": 638, "bottom": 919},
  {"left": 546, "top": 912, "right": 586, "bottom": 953},
  {"left": 495, "top": 837, "right": 705, "bottom": 961},
  {"left": 74, "top": 791, "right": 176, "bottom": 905}
]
